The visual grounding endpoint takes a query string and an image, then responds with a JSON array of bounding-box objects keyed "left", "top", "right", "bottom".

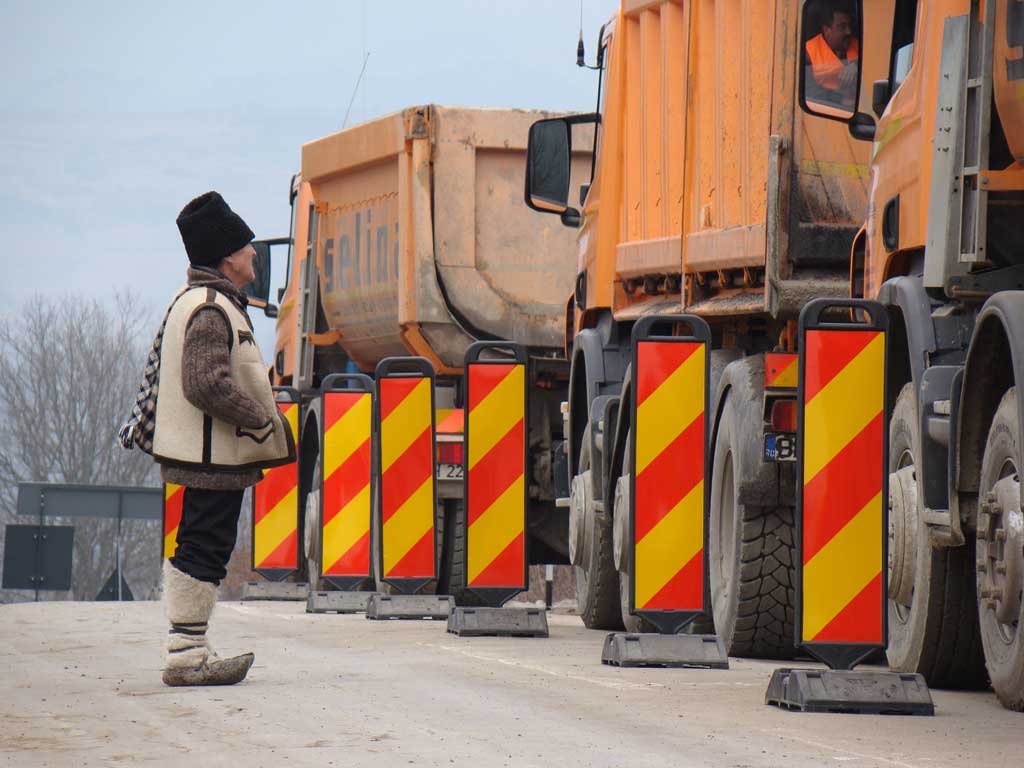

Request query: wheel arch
[
  {"left": 956, "top": 294, "right": 1024, "bottom": 533},
  {"left": 876, "top": 276, "right": 933, "bottom": 402},
  {"left": 566, "top": 314, "right": 629, "bottom": 477}
]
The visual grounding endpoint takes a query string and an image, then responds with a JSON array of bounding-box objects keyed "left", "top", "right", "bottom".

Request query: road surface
[{"left": 0, "top": 600, "right": 1017, "bottom": 767}]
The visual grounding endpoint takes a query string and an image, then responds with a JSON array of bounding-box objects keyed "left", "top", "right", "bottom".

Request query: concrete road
[{"left": 0, "top": 600, "right": 1017, "bottom": 767}]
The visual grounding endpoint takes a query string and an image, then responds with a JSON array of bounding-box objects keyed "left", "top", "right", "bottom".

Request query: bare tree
[{"left": 0, "top": 294, "right": 160, "bottom": 601}]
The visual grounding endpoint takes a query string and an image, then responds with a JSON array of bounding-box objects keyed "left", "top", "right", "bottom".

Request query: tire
[
  {"left": 613, "top": 432, "right": 656, "bottom": 633},
  {"left": 303, "top": 458, "right": 323, "bottom": 591},
  {"left": 886, "top": 384, "right": 987, "bottom": 687},
  {"left": 572, "top": 424, "right": 624, "bottom": 630},
  {"left": 977, "top": 388, "right": 1024, "bottom": 711},
  {"left": 437, "top": 499, "right": 485, "bottom": 607},
  {"left": 708, "top": 370, "right": 796, "bottom": 659}
]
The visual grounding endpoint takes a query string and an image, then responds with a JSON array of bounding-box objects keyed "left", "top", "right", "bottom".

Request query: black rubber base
[
  {"left": 765, "top": 668, "right": 935, "bottom": 715},
  {"left": 306, "top": 591, "right": 374, "bottom": 614},
  {"left": 601, "top": 633, "right": 729, "bottom": 669},
  {"left": 241, "top": 581, "right": 309, "bottom": 601},
  {"left": 447, "top": 607, "right": 549, "bottom": 637},
  {"left": 365, "top": 593, "right": 454, "bottom": 620}
]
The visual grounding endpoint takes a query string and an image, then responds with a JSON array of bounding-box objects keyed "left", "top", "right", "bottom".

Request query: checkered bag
[{"left": 118, "top": 288, "right": 188, "bottom": 454}]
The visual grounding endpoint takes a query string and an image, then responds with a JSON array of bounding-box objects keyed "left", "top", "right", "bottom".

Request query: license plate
[
  {"left": 764, "top": 433, "right": 797, "bottom": 463},
  {"left": 437, "top": 463, "right": 464, "bottom": 480}
]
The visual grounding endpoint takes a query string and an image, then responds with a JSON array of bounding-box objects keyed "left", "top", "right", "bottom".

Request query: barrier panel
[
  {"left": 463, "top": 342, "right": 529, "bottom": 606},
  {"left": 629, "top": 315, "right": 711, "bottom": 635},
  {"left": 251, "top": 387, "right": 301, "bottom": 580},
  {"left": 319, "top": 373, "right": 374, "bottom": 590},
  {"left": 374, "top": 358, "right": 437, "bottom": 595},
  {"left": 162, "top": 483, "right": 184, "bottom": 559},
  {"left": 795, "top": 299, "right": 887, "bottom": 671}
]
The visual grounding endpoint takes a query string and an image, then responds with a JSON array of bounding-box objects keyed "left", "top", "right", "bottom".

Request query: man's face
[
  {"left": 221, "top": 243, "right": 256, "bottom": 288},
  {"left": 822, "top": 11, "right": 853, "bottom": 52}
]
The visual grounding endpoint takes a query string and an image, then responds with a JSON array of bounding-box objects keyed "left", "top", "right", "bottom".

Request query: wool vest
[{"left": 152, "top": 286, "right": 295, "bottom": 471}]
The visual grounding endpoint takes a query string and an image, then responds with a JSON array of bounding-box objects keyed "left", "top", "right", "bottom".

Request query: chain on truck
[
  {"left": 523, "top": 0, "right": 1023, "bottom": 711},
  {"left": 244, "top": 106, "right": 587, "bottom": 604}
]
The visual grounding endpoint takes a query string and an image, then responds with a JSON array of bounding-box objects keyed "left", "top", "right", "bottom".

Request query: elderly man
[
  {"left": 805, "top": 1, "right": 860, "bottom": 108},
  {"left": 122, "top": 191, "right": 295, "bottom": 686}
]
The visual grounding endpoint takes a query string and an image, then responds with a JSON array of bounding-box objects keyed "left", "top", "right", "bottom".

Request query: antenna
[
  {"left": 342, "top": 52, "right": 371, "bottom": 129},
  {"left": 577, "top": 0, "right": 586, "bottom": 67},
  {"left": 577, "top": 0, "right": 601, "bottom": 70}
]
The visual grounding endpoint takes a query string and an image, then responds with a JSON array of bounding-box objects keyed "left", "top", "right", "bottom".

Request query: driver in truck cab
[{"left": 804, "top": 0, "right": 860, "bottom": 109}]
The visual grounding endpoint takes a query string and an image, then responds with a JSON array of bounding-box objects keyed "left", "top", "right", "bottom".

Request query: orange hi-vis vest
[{"left": 805, "top": 33, "right": 860, "bottom": 90}]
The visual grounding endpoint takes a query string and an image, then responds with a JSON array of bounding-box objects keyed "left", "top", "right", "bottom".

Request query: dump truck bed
[
  {"left": 583, "top": 0, "right": 892, "bottom": 323},
  {"left": 301, "top": 105, "right": 586, "bottom": 373}
]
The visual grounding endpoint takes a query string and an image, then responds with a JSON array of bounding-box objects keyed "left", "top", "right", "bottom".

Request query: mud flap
[
  {"left": 448, "top": 342, "right": 543, "bottom": 636},
  {"left": 319, "top": 373, "right": 375, "bottom": 591},
  {"left": 766, "top": 298, "right": 933, "bottom": 715},
  {"left": 250, "top": 387, "right": 301, "bottom": 582},
  {"left": 601, "top": 315, "right": 726, "bottom": 669}
]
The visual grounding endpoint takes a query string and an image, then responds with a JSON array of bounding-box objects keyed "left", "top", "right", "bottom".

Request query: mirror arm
[
  {"left": 560, "top": 208, "right": 582, "bottom": 228},
  {"left": 848, "top": 112, "right": 877, "bottom": 142}
]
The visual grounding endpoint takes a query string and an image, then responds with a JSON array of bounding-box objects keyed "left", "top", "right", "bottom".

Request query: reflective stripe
[
  {"left": 801, "top": 329, "right": 884, "bottom": 645},
  {"left": 466, "top": 363, "right": 526, "bottom": 590},
  {"left": 633, "top": 341, "right": 705, "bottom": 613}
]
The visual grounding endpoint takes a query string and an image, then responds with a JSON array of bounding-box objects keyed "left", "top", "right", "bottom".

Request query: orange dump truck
[
  {"left": 526, "top": 0, "right": 1024, "bottom": 711},
  {"left": 246, "top": 105, "right": 588, "bottom": 599},
  {"left": 524, "top": 0, "right": 889, "bottom": 655}
]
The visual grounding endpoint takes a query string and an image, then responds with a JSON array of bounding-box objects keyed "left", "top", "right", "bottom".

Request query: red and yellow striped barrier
[
  {"left": 465, "top": 345, "right": 528, "bottom": 602},
  {"left": 320, "top": 378, "right": 373, "bottom": 588},
  {"left": 629, "top": 316, "right": 711, "bottom": 633},
  {"left": 376, "top": 359, "right": 437, "bottom": 591},
  {"left": 163, "top": 483, "right": 184, "bottom": 559},
  {"left": 798, "top": 301, "right": 887, "bottom": 668},
  {"left": 252, "top": 393, "right": 300, "bottom": 575}
]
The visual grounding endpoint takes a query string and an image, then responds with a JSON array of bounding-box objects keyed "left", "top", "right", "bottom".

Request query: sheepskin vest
[{"left": 152, "top": 286, "right": 294, "bottom": 470}]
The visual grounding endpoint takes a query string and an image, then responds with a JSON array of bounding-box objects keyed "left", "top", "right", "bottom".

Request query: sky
[{"left": 0, "top": 0, "right": 614, "bottom": 355}]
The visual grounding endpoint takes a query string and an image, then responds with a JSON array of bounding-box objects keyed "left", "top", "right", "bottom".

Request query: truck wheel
[
  {"left": 886, "top": 384, "right": 987, "bottom": 687},
  {"left": 437, "top": 499, "right": 485, "bottom": 607},
  {"left": 612, "top": 432, "right": 655, "bottom": 633},
  {"left": 303, "top": 457, "right": 323, "bottom": 591},
  {"left": 570, "top": 424, "right": 624, "bottom": 630},
  {"left": 977, "top": 388, "right": 1024, "bottom": 711},
  {"left": 709, "top": 378, "right": 796, "bottom": 658}
]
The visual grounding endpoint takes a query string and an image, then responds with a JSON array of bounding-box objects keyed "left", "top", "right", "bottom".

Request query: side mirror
[
  {"left": 524, "top": 113, "right": 599, "bottom": 229},
  {"left": 526, "top": 118, "right": 573, "bottom": 215},
  {"left": 798, "top": 0, "right": 863, "bottom": 124},
  {"left": 871, "top": 79, "right": 891, "bottom": 119},
  {"left": 243, "top": 238, "right": 288, "bottom": 318}
]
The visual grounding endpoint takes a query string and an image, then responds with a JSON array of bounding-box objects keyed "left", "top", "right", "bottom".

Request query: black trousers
[{"left": 170, "top": 487, "right": 245, "bottom": 585}]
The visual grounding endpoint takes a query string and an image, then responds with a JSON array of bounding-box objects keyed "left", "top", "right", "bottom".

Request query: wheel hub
[
  {"left": 979, "top": 475, "right": 1024, "bottom": 632},
  {"left": 568, "top": 470, "right": 592, "bottom": 567},
  {"left": 612, "top": 475, "right": 629, "bottom": 574},
  {"left": 888, "top": 464, "right": 919, "bottom": 607}
]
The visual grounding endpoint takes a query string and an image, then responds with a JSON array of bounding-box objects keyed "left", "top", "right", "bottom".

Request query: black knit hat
[{"left": 176, "top": 191, "right": 255, "bottom": 267}]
